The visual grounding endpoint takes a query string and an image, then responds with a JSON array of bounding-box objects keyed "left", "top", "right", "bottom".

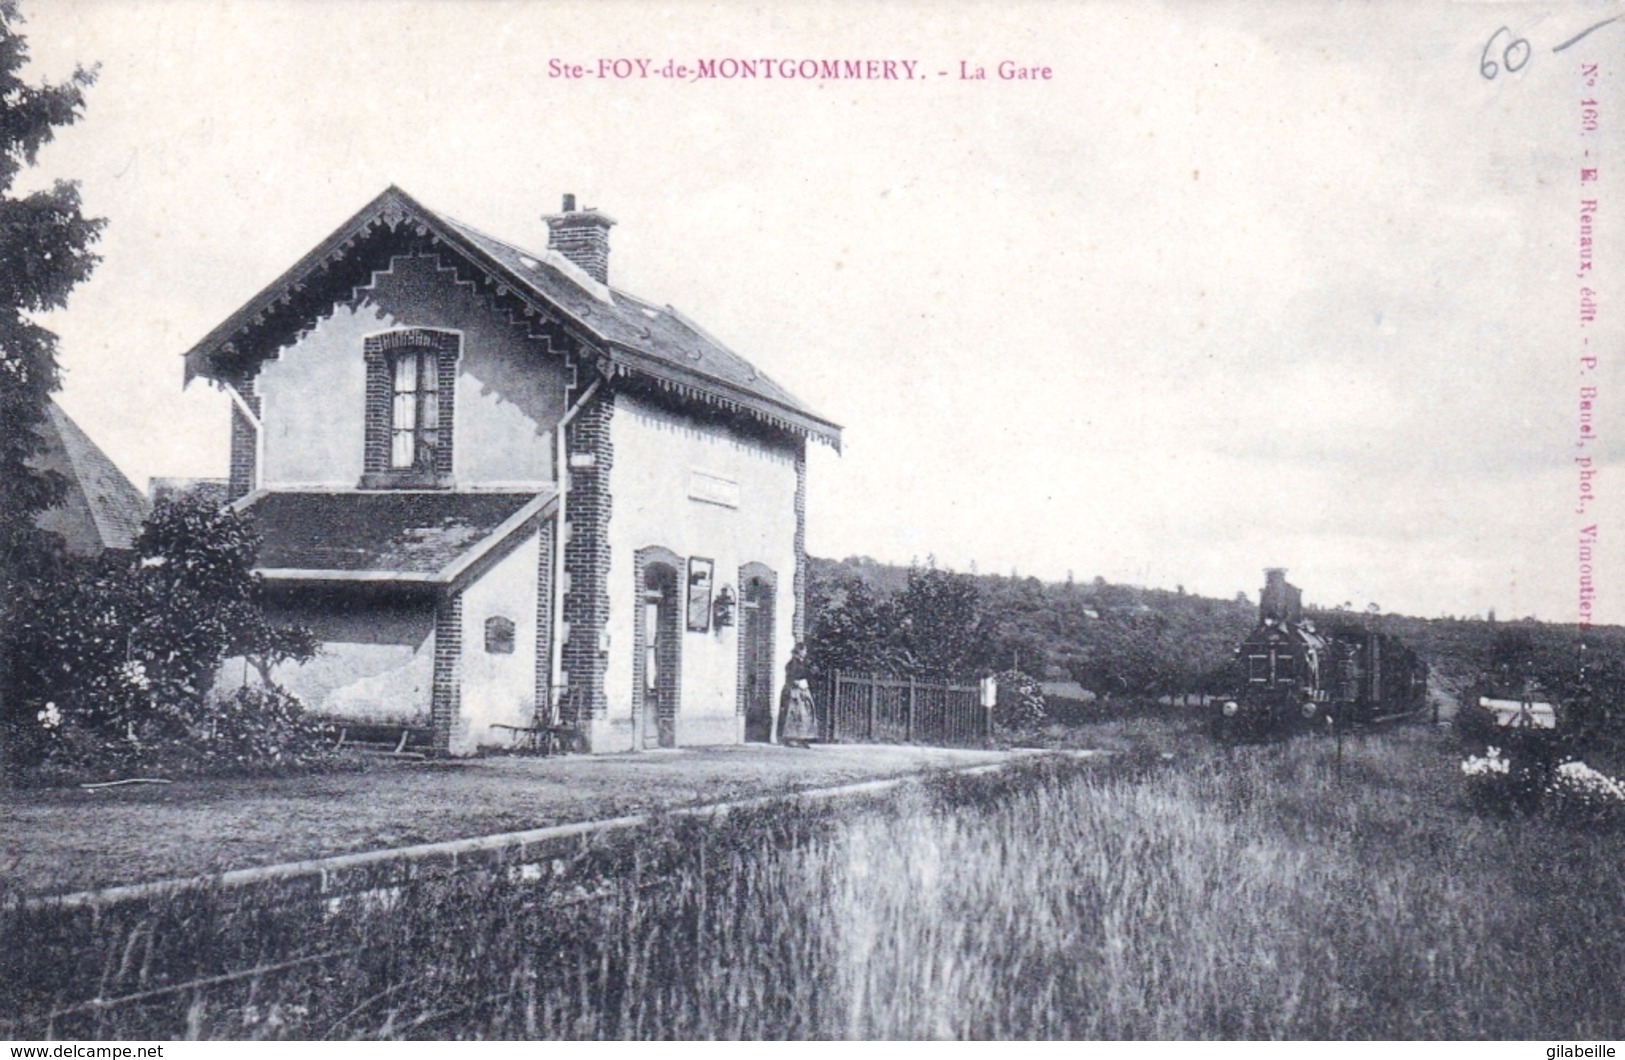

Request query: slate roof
[
  {"left": 183, "top": 186, "right": 840, "bottom": 448},
  {"left": 30, "top": 400, "right": 149, "bottom": 556},
  {"left": 239, "top": 489, "right": 554, "bottom": 583}
]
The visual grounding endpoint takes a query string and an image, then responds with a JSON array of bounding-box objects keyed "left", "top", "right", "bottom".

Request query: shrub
[
  {"left": 992, "top": 669, "right": 1045, "bottom": 729},
  {"left": 1543, "top": 760, "right": 1625, "bottom": 826},
  {"left": 1, "top": 495, "right": 320, "bottom": 781},
  {"left": 1460, "top": 741, "right": 1625, "bottom": 825},
  {"left": 1460, "top": 746, "right": 1538, "bottom": 812},
  {"left": 181, "top": 686, "right": 339, "bottom": 772}
]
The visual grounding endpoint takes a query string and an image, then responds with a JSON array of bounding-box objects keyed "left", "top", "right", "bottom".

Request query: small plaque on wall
[
  {"left": 688, "top": 470, "right": 740, "bottom": 509},
  {"left": 686, "top": 557, "right": 715, "bottom": 632}
]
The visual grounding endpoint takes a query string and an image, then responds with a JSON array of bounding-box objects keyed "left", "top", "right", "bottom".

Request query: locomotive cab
[
  {"left": 1213, "top": 567, "right": 1430, "bottom": 739},
  {"left": 1213, "top": 569, "right": 1330, "bottom": 737}
]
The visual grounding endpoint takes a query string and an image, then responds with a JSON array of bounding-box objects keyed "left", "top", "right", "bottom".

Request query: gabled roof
[
  {"left": 183, "top": 186, "right": 840, "bottom": 448},
  {"left": 238, "top": 488, "right": 555, "bottom": 586},
  {"left": 30, "top": 400, "right": 149, "bottom": 556}
]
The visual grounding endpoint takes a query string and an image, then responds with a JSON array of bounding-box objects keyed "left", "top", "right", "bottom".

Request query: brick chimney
[
  {"left": 1260, "top": 567, "right": 1303, "bottom": 625},
  {"left": 543, "top": 193, "right": 617, "bottom": 284}
]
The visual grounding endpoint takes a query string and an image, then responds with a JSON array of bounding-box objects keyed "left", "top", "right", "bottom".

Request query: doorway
[
  {"left": 639, "top": 561, "right": 679, "bottom": 749},
  {"left": 740, "top": 567, "right": 776, "bottom": 742}
]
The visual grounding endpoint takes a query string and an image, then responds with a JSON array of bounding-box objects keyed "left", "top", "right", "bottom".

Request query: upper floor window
[
  {"left": 362, "top": 329, "right": 460, "bottom": 488},
  {"left": 391, "top": 350, "right": 440, "bottom": 469}
]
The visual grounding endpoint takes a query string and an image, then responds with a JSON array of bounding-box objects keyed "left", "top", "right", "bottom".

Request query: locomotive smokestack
[{"left": 1260, "top": 567, "right": 1303, "bottom": 625}]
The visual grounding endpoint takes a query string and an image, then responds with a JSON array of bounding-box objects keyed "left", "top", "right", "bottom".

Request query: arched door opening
[
  {"left": 638, "top": 561, "right": 680, "bottom": 749},
  {"left": 740, "top": 568, "right": 777, "bottom": 743}
]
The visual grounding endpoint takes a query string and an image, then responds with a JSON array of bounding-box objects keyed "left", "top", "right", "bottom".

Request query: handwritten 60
[{"left": 1479, "top": 26, "right": 1530, "bottom": 80}]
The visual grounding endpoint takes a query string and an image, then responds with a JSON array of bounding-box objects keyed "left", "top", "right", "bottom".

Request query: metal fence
[{"left": 820, "top": 671, "right": 991, "bottom": 748}]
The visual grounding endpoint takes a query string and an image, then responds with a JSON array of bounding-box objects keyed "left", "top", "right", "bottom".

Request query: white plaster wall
[
  {"left": 255, "top": 253, "right": 567, "bottom": 489},
  {"left": 454, "top": 529, "right": 540, "bottom": 755},
  {"left": 218, "top": 597, "right": 436, "bottom": 726},
  {"left": 258, "top": 303, "right": 378, "bottom": 487},
  {"left": 600, "top": 392, "right": 799, "bottom": 750}
]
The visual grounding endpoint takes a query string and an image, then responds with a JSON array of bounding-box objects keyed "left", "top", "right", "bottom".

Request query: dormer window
[{"left": 361, "top": 328, "right": 459, "bottom": 488}]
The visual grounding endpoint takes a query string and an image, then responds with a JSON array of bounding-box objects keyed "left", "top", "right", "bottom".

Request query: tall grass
[{"left": 4, "top": 729, "right": 1623, "bottom": 1039}]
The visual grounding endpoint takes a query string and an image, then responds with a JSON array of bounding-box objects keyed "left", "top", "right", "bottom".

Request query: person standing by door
[{"left": 777, "top": 642, "right": 818, "bottom": 747}]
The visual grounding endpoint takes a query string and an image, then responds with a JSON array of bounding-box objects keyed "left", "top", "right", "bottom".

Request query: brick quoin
[
  {"left": 431, "top": 589, "right": 464, "bottom": 755},
  {"left": 226, "top": 374, "right": 259, "bottom": 501},
  {"left": 793, "top": 441, "right": 808, "bottom": 643},
  {"left": 361, "top": 341, "right": 392, "bottom": 475},
  {"left": 434, "top": 336, "right": 457, "bottom": 481},
  {"left": 560, "top": 393, "right": 614, "bottom": 731},
  {"left": 533, "top": 518, "right": 554, "bottom": 720}
]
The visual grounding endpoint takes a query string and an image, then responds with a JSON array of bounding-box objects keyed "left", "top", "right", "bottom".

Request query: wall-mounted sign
[
  {"left": 688, "top": 470, "right": 740, "bottom": 509},
  {"left": 686, "top": 557, "right": 715, "bottom": 632}
]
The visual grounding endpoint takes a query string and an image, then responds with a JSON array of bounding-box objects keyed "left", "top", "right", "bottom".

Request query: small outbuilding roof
[
  {"left": 238, "top": 489, "right": 555, "bottom": 585},
  {"left": 31, "top": 400, "right": 149, "bottom": 556}
]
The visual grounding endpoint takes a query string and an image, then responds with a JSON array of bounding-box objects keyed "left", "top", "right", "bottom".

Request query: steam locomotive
[{"left": 1211, "top": 569, "right": 1429, "bottom": 738}]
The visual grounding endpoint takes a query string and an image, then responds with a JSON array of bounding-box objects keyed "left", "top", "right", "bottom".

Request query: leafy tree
[
  {"left": 805, "top": 569, "right": 900, "bottom": 675},
  {"left": 1070, "top": 611, "right": 1178, "bottom": 700},
  {"left": 894, "top": 561, "right": 988, "bottom": 679},
  {"left": 130, "top": 494, "right": 318, "bottom": 689},
  {"left": 987, "top": 625, "right": 1048, "bottom": 676},
  {"left": 1486, "top": 626, "right": 1538, "bottom": 683},
  {"left": 0, "top": 1, "right": 104, "bottom": 698},
  {"left": 807, "top": 559, "right": 992, "bottom": 679}
]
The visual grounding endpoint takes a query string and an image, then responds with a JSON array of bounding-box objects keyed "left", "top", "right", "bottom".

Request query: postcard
[{"left": 4, "top": 0, "right": 1622, "bottom": 1042}]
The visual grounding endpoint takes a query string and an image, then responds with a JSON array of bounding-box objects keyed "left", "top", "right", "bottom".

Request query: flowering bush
[
  {"left": 15, "top": 686, "right": 342, "bottom": 785},
  {"left": 1461, "top": 742, "right": 1625, "bottom": 825},
  {"left": 1460, "top": 746, "right": 1511, "bottom": 778},
  {"left": 1460, "top": 745, "right": 1548, "bottom": 812},
  {"left": 1, "top": 495, "right": 321, "bottom": 782},
  {"left": 1544, "top": 760, "right": 1625, "bottom": 825}
]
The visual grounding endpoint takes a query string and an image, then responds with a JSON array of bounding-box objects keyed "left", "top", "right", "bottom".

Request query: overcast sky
[{"left": 20, "top": 0, "right": 1625, "bottom": 623}]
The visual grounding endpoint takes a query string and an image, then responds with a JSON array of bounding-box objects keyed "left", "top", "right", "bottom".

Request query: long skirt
[{"left": 778, "top": 686, "right": 818, "bottom": 742}]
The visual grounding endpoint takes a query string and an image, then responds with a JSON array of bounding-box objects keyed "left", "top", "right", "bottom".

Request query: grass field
[{"left": 5, "top": 720, "right": 1623, "bottom": 1039}]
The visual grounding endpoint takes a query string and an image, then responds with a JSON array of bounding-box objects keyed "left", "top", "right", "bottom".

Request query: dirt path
[{"left": 2, "top": 743, "right": 1030, "bottom": 895}]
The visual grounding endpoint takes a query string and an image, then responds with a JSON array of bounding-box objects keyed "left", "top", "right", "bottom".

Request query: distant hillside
[
  {"left": 808, "top": 555, "right": 1625, "bottom": 706},
  {"left": 809, "top": 556, "right": 1256, "bottom": 695},
  {"left": 1381, "top": 613, "right": 1625, "bottom": 706}
]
